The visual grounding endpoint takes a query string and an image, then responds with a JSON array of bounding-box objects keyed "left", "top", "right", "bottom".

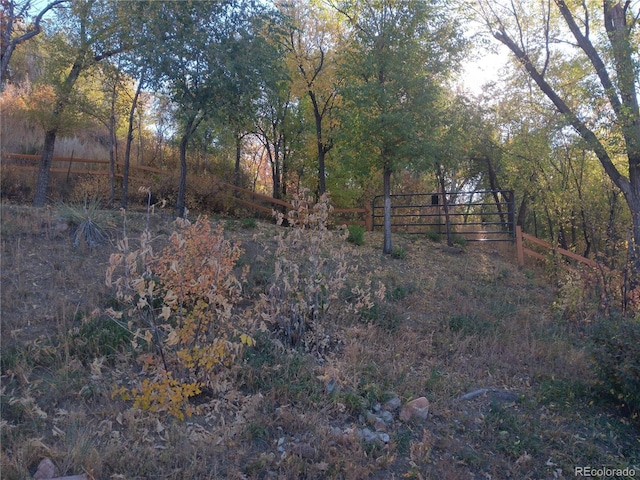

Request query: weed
[
  {"left": 589, "top": 315, "right": 640, "bottom": 415},
  {"left": 448, "top": 314, "right": 494, "bottom": 335},
  {"left": 387, "top": 284, "right": 415, "bottom": 302},
  {"left": 106, "top": 214, "right": 253, "bottom": 419},
  {"left": 67, "top": 316, "right": 132, "bottom": 363},
  {"left": 452, "top": 234, "right": 467, "bottom": 247},
  {"left": 360, "top": 303, "right": 402, "bottom": 332},
  {"left": 240, "top": 217, "right": 257, "bottom": 229},
  {"left": 342, "top": 391, "right": 366, "bottom": 416},
  {"left": 485, "top": 403, "right": 543, "bottom": 459},
  {"left": 393, "top": 427, "right": 413, "bottom": 455},
  {"left": 391, "top": 245, "right": 407, "bottom": 259},
  {"left": 425, "top": 229, "right": 441, "bottom": 242},
  {"left": 257, "top": 190, "right": 374, "bottom": 353},
  {"left": 347, "top": 224, "right": 365, "bottom": 246},
  {"left": 57, "top": 197, "right": 110, "bottom": 248}
]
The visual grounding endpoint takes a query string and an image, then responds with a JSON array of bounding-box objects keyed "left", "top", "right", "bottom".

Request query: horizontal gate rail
[{"left": 371, "top": 190, "right": 516, "bottom": 242}]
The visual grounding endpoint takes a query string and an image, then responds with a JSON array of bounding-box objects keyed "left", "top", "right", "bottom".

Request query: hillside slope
[{"left": 1, "top": 204, "right": 638, "bottom": 479}]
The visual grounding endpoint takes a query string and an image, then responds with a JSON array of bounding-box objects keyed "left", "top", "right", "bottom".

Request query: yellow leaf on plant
[{"left": 240, "top": 333, "right": 255, "bottom": 347}]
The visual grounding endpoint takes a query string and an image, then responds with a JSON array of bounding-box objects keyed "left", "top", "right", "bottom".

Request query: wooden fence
[
  {"left": 4, "top": 153, "right": 165, "bottom": 178},
  {"left": 3, "top": 153, "right": 371, "bottom": 229},
  {"left": 515, "top": 225, "right": 598, "bottom": 269}
]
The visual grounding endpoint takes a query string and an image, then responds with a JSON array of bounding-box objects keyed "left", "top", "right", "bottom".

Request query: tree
[
  {"left": 280, "top": 0, "right": 344, "bottom": 196},
  {"left": 478, "top": 0, "right": 640, "bottom": 280},
  {"left": 135, "top": 0, "right": 279, "bottom": 216},
  {"left": 121, "top": 72, "right": 144, "bottom": 208},
  {"left": 31, "top": 0, "right": 130, "bottom": 207},
  {"left": 253, "top": 76, "right": 307, "bottom": 200},
  {"left": 334, "top": 0, "right": 464, "bottom": 253},
  {"left": 0, "top": 0, "right": 67, "bottom": 90}
]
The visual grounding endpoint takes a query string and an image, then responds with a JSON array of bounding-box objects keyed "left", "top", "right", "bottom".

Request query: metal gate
[{"left": 371, "top": 190, "right": 516, "bottom": 242}]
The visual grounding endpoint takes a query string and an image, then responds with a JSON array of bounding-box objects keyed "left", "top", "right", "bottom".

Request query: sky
[{"left": 460, "top": 50, "right": 510, "bottom": 95}]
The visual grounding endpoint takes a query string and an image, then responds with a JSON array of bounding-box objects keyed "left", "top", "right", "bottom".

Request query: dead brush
[{"left": 256, "top": 189, "right": 379, "bottom": 355}]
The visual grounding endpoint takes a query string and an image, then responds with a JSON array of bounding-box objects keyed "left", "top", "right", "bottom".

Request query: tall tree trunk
[
  {"left": 32, "top": 55, "right": 85, "bottom": 206},
  {"left": 493, "top": 1, "right": 640, "bottom": 281},
  {"left": 176, "top": 113, "right": 204, "bottom": 217},
  {"left": 437, "top": 166, "right": 453, "bottom": 247},
  {"left": 176, "top": 122, "right": 192, "bottom": 218},
  {"left": 108, "top": 80, "right": 117, "bottom": 206},
  {"left": 122, "top": 76, "right": 143, "bottom": 209},
  {"left": 517, "top": 193, "right": 528, "bottom": 229},
  {"left": 383, "top": 165, "right": 392, "bottom": 254},
  {"left": 484, "top": 156, "right": 509, "bottom": 226},
  {"left": 309, "top": 91, "right": 329, "bottom": 196},
  {"left": 234, "top": 132, "right": 243, "bottom": 188},
  {"left": 33, "top": 129, "right": 58, "bottom": 207}
]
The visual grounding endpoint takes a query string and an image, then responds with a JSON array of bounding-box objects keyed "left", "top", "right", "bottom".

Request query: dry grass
[{"left": 1, "top": 203, "right": 638, "bottom": 479}]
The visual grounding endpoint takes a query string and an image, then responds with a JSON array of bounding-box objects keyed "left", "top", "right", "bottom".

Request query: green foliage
[
  {"left": 387, "top": 284, "right": 415, "bottom": 302},
  {"left": 485, "top": 403, "right": 543, "bottom": 459},
  {"left": 240, "top": 217, "right": 257, "bottom": 229},
  {"left": 425, "top": 230, "right": 441, "bottom": 242},
  {"left": 341, "top": 391, "right": 367, "bottom": 416},
  {"left": 448, "top": 314, "right": 494, "bottom": 335},
  {"left": 590, "top": 316, "right": 640, "bottom": 415},
  {"left": 452, "top": 234, "right": 467, "bottom": 247},
  {"left": 391, "top": 246, "right": 407, "bottom": 259},
  {"left": 68, "top": 316, "right": 132, "bottom": 363},
  {"left": 347, "top": 224, "right": 365, "bottom": 246}
]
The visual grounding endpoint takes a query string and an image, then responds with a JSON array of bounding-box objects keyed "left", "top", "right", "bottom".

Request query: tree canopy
[{"left": 2, "top": 0, "right": 639, "bottom": 275}]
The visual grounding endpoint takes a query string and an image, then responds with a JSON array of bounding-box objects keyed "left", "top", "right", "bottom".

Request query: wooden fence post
[
  {"left": 516, "top": 225, "right": 524, "bottom": 266},
  {"left": 364, "top": 204, "right": 373, "bottom": 231}
]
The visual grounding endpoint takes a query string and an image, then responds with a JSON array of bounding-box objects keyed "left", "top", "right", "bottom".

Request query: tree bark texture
[{"left": 383, "top": 165, "right": 392, "bottom": 254}]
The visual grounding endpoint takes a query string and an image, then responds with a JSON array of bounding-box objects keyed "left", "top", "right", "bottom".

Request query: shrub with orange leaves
[{"left": 107, "top": 213, "right": 253, "bottom": 419}]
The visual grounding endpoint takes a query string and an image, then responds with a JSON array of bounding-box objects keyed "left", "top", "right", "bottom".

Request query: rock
[
  {"left": 290, "top": 443, "right": 315, "bottom": 459},
  {"left": 374, "top": 419, "right": 387, "bottom": 432},
  {"left": 380, "top": 410, "right": 394, "bottom": 424},
  {"left": 399, "top": 397, "right": 430, "bottom": 422},
  {"left": 489, "top": 389, "right": 519, "bottom": 403},
  {"left": 456, "top": 388, "right": 520, "bottom": 404},
  {"left": 383, "top": 396, "right": 401, "bottom": 411},
  {"left": 33, "top": 458, "right": 58, "bottom": 480},
  {"left": 357, "top": 427, "right": 390, "bottom": 444}
]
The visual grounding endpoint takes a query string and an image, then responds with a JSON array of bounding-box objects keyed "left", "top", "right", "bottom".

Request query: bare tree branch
[{"left": 493, "top": 26, "right": 630, "bottom": 197}]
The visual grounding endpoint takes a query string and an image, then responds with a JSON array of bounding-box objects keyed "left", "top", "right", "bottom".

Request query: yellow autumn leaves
[{"left": 107, "top": 215, "right": 252, "bottom": 419}]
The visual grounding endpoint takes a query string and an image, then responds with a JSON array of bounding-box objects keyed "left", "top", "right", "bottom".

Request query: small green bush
[
  {"left": 347, "top": 224, "right": 365, "bottom": 245},
  {"left": 452, "top": 234, "right": 468, "bottom": 247},
  {"left": 590, "top": 316, "right": 640, "bottom": 414},
  {"left": 425, "top": 230, "right": 441, "bottom": 242},
  {"left": 68, "top": 317, "right": 132, "bottom": 362},
  {"left": 391, "top": 246, "right": 407, "bottom": 259},
  {"left": 241, "top": 217, "right": 257, "bottom": 229}
]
